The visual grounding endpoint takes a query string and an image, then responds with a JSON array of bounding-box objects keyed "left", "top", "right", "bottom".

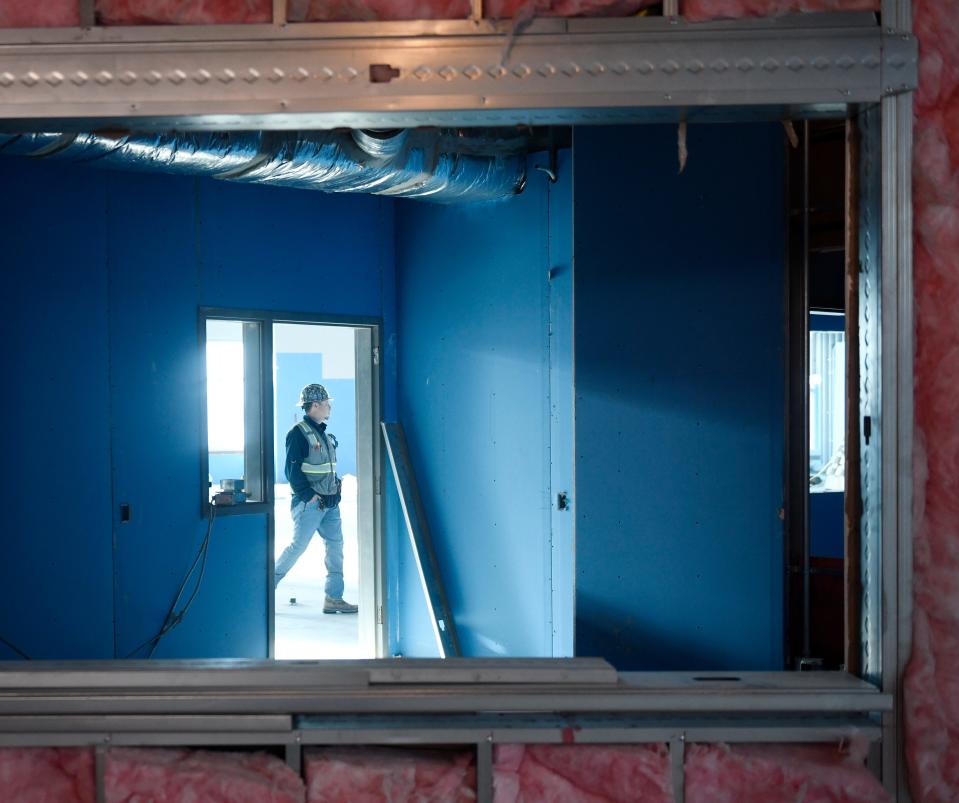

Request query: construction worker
[{"left": 275, "top": 383, "right": 358, "bottom": 614}]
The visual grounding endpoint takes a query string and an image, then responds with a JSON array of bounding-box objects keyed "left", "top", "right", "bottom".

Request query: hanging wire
[{"left": 124, "top": 504, "right": 218, "bottom": 660}]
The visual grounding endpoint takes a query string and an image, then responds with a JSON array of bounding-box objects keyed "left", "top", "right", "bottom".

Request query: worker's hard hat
[{"left": 297, "top": 383, "right": 333, "bottom": 406}]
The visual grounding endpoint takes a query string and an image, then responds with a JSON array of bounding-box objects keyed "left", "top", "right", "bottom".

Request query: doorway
[
  {"left": 272, "top": 322, "right": 379, "bottom": 659},
  {"left": 784, "top": 119, "right": 856, "bottom": 671}
]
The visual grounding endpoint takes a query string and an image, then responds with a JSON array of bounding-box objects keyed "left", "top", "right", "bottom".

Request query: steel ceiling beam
[{"left": 0, "top": 13, "right": 915, "bottom": 130}]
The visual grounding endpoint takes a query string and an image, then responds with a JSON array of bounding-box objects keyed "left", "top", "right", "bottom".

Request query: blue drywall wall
[
  {"left": 810, "top": 312, "right": 844, "bottom": 332},
  {"left": 573, "top": 124, "right": 785, "bottom": 671},
  {"left": 548, "top": 150, "right": 575, "bottom": 657},
  {"left": 0, "top": 159, "right": 393, "bottom": 659},
  {"left": 810, "top": 492, "right": 844, "bottom": 559},
  {"left": 0, "top": 167, "right": 115, "bottom": 660},
  {"left": 393, "top": 157, "right": 572, "bottom": 657}
]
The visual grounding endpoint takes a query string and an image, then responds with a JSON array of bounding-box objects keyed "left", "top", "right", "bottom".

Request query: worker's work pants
[{"left": 275, "top": 500, "right": 344, "bottom": 599}]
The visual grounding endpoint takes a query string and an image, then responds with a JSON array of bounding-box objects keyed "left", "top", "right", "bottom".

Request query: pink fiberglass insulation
[
  {"left": 288, "top": 0, "right": 655, "bottom": 22},
  {"left": 287, "top": 0, "right": 470, "bottom": 21},
  {"left": 104, "top": 747, "right": 305, "bottom": 803},
  {"left": 0, "top": 747, "right": 95, "bottom": 803},
  {"left": 483, "top": 0, "right": 655, "bottom": 18},
  {"left": 685, "top": 743, "right": 889, "bottom": 803},
  {"left": 906, "top": 0, "right": 959, "bottom": 799},
  {"left": 0, "top": 1, "right": 79, "bottom": 26},
  {"left": 305, "top": 746, "right": 476, "bottom": 802},
  {"left": 680, "top": 0, "right": 878, "bottom": 22},
  {"left": 95, "top": 0, "right": 270, "bottom": 24},
  {"left": 492, "top": 743, "right": 673, "bottom": 803}
]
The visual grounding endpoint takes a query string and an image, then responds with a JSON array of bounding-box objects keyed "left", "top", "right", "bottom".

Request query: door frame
[{"left": 200, "top": 306, "right": 385, "bottom": 659}]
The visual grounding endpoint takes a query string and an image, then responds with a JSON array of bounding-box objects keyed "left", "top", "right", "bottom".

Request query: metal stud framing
[
  {"left": 0, "top": 3, "right": 918, "bottom": 799},
  {"left": 0, "top": 661, "right": 889, "bottom": 799},
  {"left": 0, "top": 14, "right": 915, "bottom": 130},
  {"left": 879, "top": 1, "right": 914, "bottom": 798}
]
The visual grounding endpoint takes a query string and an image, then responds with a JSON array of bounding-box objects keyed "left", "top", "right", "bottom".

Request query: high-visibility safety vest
[{"left": 296, "top": 420, "right": 340, "bottom": 497}]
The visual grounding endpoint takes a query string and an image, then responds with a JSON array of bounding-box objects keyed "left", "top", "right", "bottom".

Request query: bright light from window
[
  {"left": 809, "top": 328, "right": 845, "bottom": 493},
  {"left": 206, "top": 339, "right": 245, "bottom": 454}
]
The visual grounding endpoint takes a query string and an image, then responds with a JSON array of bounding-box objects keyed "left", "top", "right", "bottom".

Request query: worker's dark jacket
[{"left": 285, "top": 417, "right": 341, "bottom": 510}]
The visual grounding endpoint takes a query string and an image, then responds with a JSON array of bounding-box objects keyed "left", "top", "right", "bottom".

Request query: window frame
[{"left": 199, "top": 311, "right": 272, "bottom": 518}]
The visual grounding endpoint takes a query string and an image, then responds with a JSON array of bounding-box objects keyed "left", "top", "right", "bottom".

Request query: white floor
[{"left": 273, "top": 476, "right": 365, "bottom": 659}]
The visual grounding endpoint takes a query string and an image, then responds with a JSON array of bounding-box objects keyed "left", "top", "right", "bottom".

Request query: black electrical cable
[
  {"left": 124, "top": 504, "right": 218, "bottom": 660},
  {"left": 0, "top": 635, "right": 30, "bottom": 660},
  {"left": 125, "top": 505, "right": 216, "bottom": 659}
]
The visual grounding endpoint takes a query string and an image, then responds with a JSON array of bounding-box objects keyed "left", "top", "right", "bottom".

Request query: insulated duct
[{"left": 0, "top": 129, "right": 528, "bottom": 204}]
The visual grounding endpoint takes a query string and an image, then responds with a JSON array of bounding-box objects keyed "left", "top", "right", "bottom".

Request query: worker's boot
[{"left": 324, "top": 596, "right": 359, "bottom": 614}]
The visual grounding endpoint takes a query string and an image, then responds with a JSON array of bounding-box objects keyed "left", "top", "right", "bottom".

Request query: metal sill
[
  {"left": 0, "top": 659, "right": 891, "bottom": 717},
  {"left": 0, "top": 659, "right": 888, "bottom": 803},
  {"left": 205, "top": 501, "right": 270, "bottom": 517}
]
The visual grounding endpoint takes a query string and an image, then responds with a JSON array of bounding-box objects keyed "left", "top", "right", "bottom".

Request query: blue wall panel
[
  {"left": 810, "top": 492, "right": 844, "bottom": 559},
  {"left": 152, "top": 512, "right": 270, "bottom": 658},
  {"left": 394, "top": 162, "right": 571, "bottom": 657},
  {"left": 0, "top": 163, "right": 115, "bottom": 659},
  {"left": 104, "top": 171, "right": 219, "bottom": 659},
  {"left": 0, "top": 160, "right": 393, "bottom": 659},
  {"left": 197, "top": 181, "right": 385, "bottom": 318},
  {"left": 573, "top": 124, "right": 785, "bottom": 671},
  {"left": 548, "top": 150, "right": 575, "bottom": 657}
]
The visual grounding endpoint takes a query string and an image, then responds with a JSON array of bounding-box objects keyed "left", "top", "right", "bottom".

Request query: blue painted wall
[
  {"left": 810, "top": 492, "right": 844, "bottom": 559},
  {"left": 0, "top": 159, "right": 393, "bottom": 659},
  {"left": 573, "top": 124, "right": 786, "bottom": 671},
  {"left": 0, "top": 167, "right": 115, "bottom": 660},
  {"left": 393, "top": 157, "right": 572, "bottom": 657},
  {"left": 547, "top": 150, "right": 576, "bottom": 657}
]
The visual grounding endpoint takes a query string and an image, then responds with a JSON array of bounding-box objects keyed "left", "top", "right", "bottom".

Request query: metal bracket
[{"left": 880, "top": 30, "right": 918, "bottom": 97}]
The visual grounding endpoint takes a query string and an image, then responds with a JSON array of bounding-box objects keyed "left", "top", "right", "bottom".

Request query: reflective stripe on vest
[
  {"left": 297, "top": 420, "right": 320, "bottom": 449},
  {"left": 302, "top": 462, "right": 336, "bottom": 474},
  {"left": 296, "top": 420, "right": 339, "bottom": 495}
]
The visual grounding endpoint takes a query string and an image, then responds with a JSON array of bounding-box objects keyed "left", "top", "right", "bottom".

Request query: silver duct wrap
[{"left": 0, "top": 129, "right": 527, "bottom": 204}]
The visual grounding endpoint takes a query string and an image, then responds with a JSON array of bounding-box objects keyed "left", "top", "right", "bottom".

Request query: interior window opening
[
  {"left": 205, "top": 318, "right": 264, "bottom": 505},
  {"left": 0, "top": 115, "right": 878, "bottom": 679}
]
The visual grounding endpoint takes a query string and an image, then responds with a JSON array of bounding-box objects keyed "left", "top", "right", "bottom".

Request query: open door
[{"left": 271, "top": 322, "right": 379, "bottom": 659}]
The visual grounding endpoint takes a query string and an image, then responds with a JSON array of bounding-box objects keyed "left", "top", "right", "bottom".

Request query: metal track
[
  {"left": 0, "top": 661, "right": 891, "bottom": 716},
  {"left": 0, "top": 14, "right": 915, "bottom": 130},
  {"left": 0, "top": 707, "right": 885, "bottom": 802}
]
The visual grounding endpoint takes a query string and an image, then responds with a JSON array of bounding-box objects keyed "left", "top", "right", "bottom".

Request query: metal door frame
[{"left": 201, "top": 307, "right": 386, "bottom": 660}]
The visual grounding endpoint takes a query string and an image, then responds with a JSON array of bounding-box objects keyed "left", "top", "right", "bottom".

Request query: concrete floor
[{"left": 273, "top": 476, "right": 366, "bottom": 659}]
